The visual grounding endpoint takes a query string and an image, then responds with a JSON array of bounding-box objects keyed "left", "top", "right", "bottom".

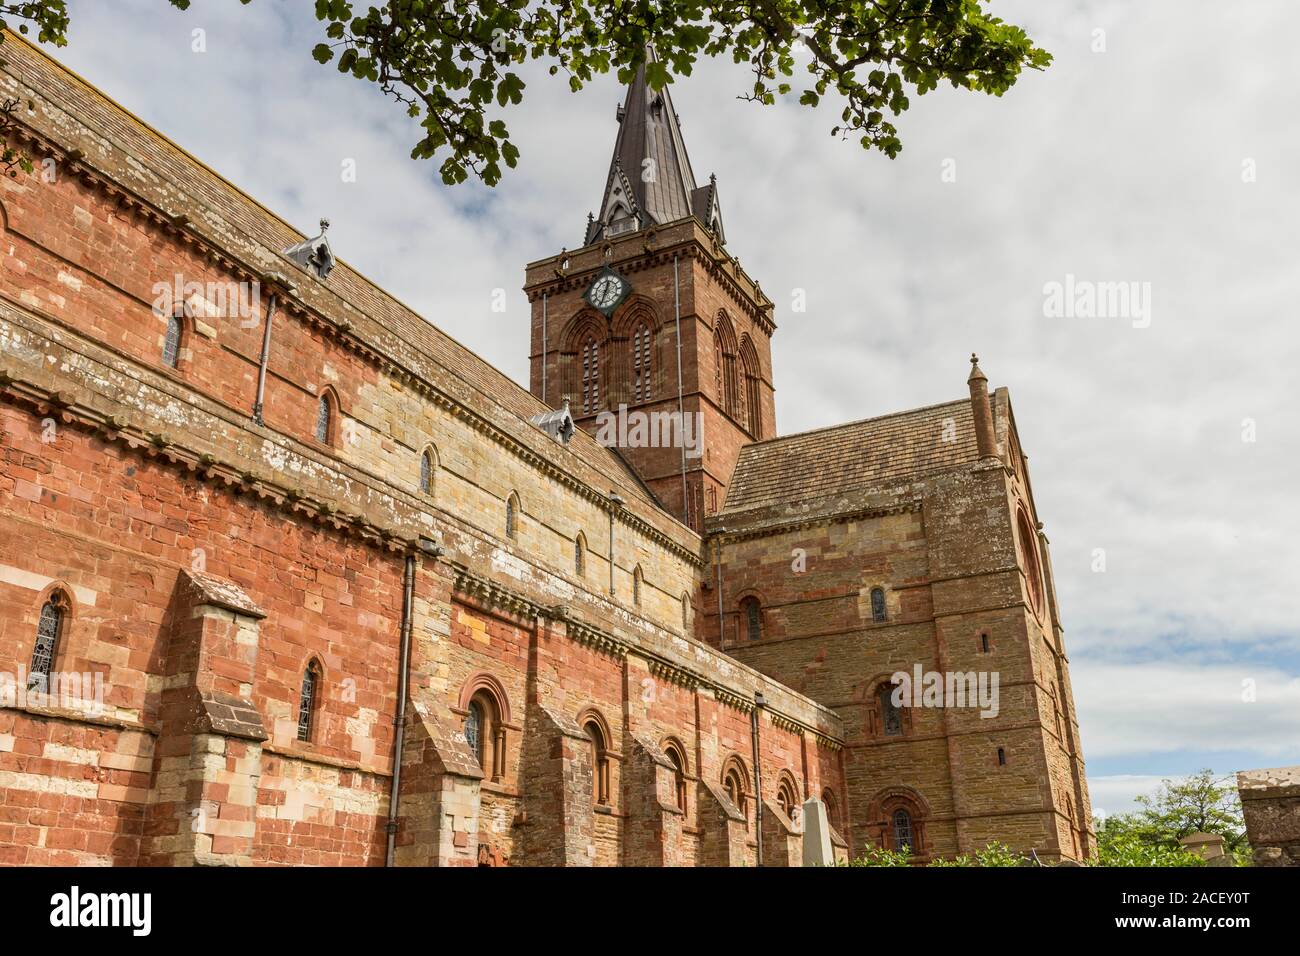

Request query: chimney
[{"left": 967, "top": 353, "right": 997, "bottom": 460}]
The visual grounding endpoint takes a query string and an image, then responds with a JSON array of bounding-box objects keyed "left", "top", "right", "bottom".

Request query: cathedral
[{"left": 0, "top": 35, "right": 1092, "bottom": 866}]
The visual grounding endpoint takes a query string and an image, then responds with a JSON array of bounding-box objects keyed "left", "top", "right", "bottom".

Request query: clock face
[{"left": 585, "top": 270, "right": 629, "bottom": 315}]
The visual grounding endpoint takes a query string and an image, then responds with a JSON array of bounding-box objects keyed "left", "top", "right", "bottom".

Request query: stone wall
[{"left": 1237, "top": 766, "right": 1300, "bottom": 867}]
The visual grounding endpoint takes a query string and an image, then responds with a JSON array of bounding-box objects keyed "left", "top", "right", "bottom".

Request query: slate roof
[{"left": 720, "top": 398, "right": 981, "bottom": 516}]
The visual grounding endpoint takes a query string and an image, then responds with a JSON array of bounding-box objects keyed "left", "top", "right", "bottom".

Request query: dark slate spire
[{"left": 585, "top": 47, "right": 724, "bottom": 246}]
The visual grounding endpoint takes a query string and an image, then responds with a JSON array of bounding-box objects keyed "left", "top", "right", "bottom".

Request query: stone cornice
[{"left": 706, "top": 497, "right": 925, "bottom": 544}]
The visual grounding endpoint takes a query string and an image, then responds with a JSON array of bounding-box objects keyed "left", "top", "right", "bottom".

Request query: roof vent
[
  {"left": 283, "top": 218, "right": 336, "bottom": 280},
  {"left": 529, "top": 397, "right": 577, "bottom": 446}
]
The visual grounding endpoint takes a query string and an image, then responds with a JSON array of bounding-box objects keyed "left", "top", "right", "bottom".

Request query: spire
[{"left": 585, "top": 47, "right": 725, "bottom": 246}]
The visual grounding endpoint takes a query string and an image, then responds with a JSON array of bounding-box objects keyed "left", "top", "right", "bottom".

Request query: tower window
[
  {"left": 878, "top": 683, "right": 904, "bottom": 737},
  {"left": 297, "top": 660, "right": 321, "bottom": 742},
  {"left": 870, "top": 587, "right": 887, "bottom": 623},
  {"left": 575, "top": 534, "right": 585, "bottom": 577},
  {"left": 633, "top": 566, "right": 643, "bottom": 606},
  {"left": 29, "top": 592, "right": 67, "bottom": 689},
  {"left": 981, "top": 632, "right": 990, "bottom": 653},
  {"left": 998, "top": 747, "right": 1007, "bottom": 766},
  {"left": 631, "top": 323, "right": 652, "bottom": 403},
  {"left": 580, "top": 335, "right": 600, "bottom": 415},
  {"left": 162, "top": 314, "right": 182, "bottom": 369},
  {"left": 741, "top": 596, "right": 761, "bottom": 642}
]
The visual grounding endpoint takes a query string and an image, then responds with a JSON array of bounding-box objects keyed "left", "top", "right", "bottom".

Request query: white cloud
[{"left": 47, "top": 0, "right": 1300, "bottom": 766}]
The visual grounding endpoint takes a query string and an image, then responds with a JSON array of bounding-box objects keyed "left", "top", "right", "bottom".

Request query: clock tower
[{"left": 524, "top": 48, "right": 776, "bottom": 530}]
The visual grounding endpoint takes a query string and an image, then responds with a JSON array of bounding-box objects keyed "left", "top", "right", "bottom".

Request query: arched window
[
  {"left": 713, "top": 331, "right": 725, "bottom": 401},
  {"left": 740, "top": 596, "right": 761, "bottom": 642},
  {"left": 776, "top": 775, "right": 800, "bottom": 825},
  {"left": 631, "top": 322, "right": 652, "bottom": 403},
  {"left": 892, "top": 809, "right": 914, "bottom": 854},
  {"left": 632, "top": 565, "right": 643, "bottom": 606},
  {"left": 29, "top": 591, "right": 67, "bottom": 688},
  {"left": 739, "top": 336, "right": 762, "bottom": 435},
  {"left": 1017, "top": 507, "right": 1044, "bottom": 615},
  {"left": 878, "top": 682, "right": 904, "bottom": 737},
  {"left": 681, "top": 593, "right": 691, "bottom": 631},
  {"left": 162, "top": 313, "right": 182, "bottom": 368},
  {"left": 663, "top": 739, "right": 688, "bottom": 812},
  {"left": 574, "top": 533, "right": 586, "bottom": 577},
  {"left": 822, "top": 788, "right": 839, "bottom": 831},
  {"left": 465, "top": 699, "right": 485, "bottom": 765},
  {"left": 419, "top": 447, "right": 436, "bottom": 495},
  {"left": 505, "top": 492, "right": 519, "bottom": 539},
  {"left": 722, "top": 758, "right": 749, "bottom": 827},
  {"left": 870, "top": 587, "right": 887, "bottom": 623},
  {"left": 584, "top": 718, "right": 611, "bottom": 806},
  {"left": 463, "top": 687, "right": 508, "bottom": 781},
  {"left": 580, "top": 334, "right": 600, "bottom": 415},
  {"left": 297, "top": 660, "right": 321, "bottom": 742},
  {"left": 315, "top": 393, "right": 334, "bottom": 444}
]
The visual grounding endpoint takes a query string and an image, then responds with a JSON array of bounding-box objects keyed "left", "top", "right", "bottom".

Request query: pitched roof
[
  {"left": 720, "top": 398, "right": 980, "bottom": 517},
  {"left": 585, "top": 47, "right": 723, "bottom": 245},
  {"left": 0, "top": 34, "right": 682, "bottom": 535}
]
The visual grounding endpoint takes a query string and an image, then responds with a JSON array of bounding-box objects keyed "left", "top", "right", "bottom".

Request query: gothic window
[
  {"left": 871, "top": 587, "right": 887, "bottom": 623},
  {"left": 738, "top": 596, "right": 761, "bottom": 642},
  {"left": 739, "top": 337, "right": 761, "bottom": 434},
  {"left": 420, "top": 447, "right": 436, "bottom": 495},
  {"left": 631, "top": 323, "right": 652, "bottom": 403},
  {"left": 297, "top": 660, "right": 321, "bottom": 742},
  {"left": 664, "top": 739, "right": 688, "bottom": 812},
  {"left": 315, "top": 393, "right": 333, "bottom": 444},
  {"left": 574, "top": 533, "right": 586, "bottom": 577},
  {"left": 878, "top": 683, "right": 904, "bottom": 737},
  {"left": 162, "top": 314, "right": 182, "bottom": 368},
  {"left": 29, "top": 591, "right": 67, "bottom": 688},
  {"left": 584, "top": 717, "right": 611, "bottom": 806},
  {"left": 580, "top": 335, "right": 600, "bottom": 415},
  {"left": 681, "top": 593, "right": 691, "bottom": 631},
  {"left": 633, "top": 566, "right": 643, "bottom": 606},
  {"left": 892, "top": 809, "right": 914, "bottom": 854},
  {"left": 713, "top": 331, "right": 724, "bottom": 401},
  {"left": 506, "top": 492, "right": 519, "bottom": 539},
  {"left": 1017, "top": 507, "right": 1044, "bottom": 615}
]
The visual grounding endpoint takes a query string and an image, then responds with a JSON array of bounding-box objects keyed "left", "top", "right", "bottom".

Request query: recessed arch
[
  {"left": 574, "top": 531, "right": 587, "bottom": 578},
  {"left": 297, "top": 656, "right": 324, "bottom": 742},
  {"left": 721, "top": 754, "right": 750, "bottom": 825},
  {"left": 314, "top": 385, "right": 342, "bottom": 446},
  {"left": 775, "top": 770, "right": 801, "bottom": 824},
  {"left": 505, "top": 490, "right": 521, "bottom": 540},
  {"left": 578, "top": 707, "right": 614, "bottom": 806},
  {"left": 661, "top": 736, "right": 690, "bottom": 812},
  {"left": 28, "top": 584, "right": 74, "bottom": 689},
  {"left": 1016, "top": 505, "right": 1045, "bottom": 616},
  {"left": 419, "top": 444, "right": 438, "bottom": 496},
  {"left": 738, "top": 334, "right": 762, "bottom": 435}
]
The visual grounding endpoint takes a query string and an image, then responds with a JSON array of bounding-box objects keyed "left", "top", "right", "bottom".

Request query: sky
[{"left": 39, "top": 0, "right": 1299, "bottom": 814}]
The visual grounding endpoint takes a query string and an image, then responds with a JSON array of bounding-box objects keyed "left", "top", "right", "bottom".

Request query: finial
[
  {"left": 967, "top": 352, "right": 987, "bottom": 384},
  {"left": 970, "top": 352, "right": 979, "bottom": 366},
  {"left": 319, "top": 218, "right": 330, "bottom": 235}
]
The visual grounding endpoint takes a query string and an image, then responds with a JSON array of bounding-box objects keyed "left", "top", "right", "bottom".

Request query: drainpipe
[
  {"left": 385, "top": 545, "right": 423, "bottom": 867},
  {"left": 752, "top": 690, "right": 766, "bottom": 866},
  {"left": 252, "top": 290, "right": 277, "bottom": 425},
  {"left": 540, "top": 291, "right": 548, "bottom": 405},
  {"left": 714, "top": 532, "right": 726, "bottom": 649},
  {"left": 673, "top": 255, "right": 688, "bottom": 524},
  {"left": 608, "top": 491, "right": 624, "bottom": 596}
]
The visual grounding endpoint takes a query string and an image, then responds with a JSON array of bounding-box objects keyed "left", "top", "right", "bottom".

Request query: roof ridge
[{"left": 744, "top": 396, "right": 973, "bottom": 450}]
